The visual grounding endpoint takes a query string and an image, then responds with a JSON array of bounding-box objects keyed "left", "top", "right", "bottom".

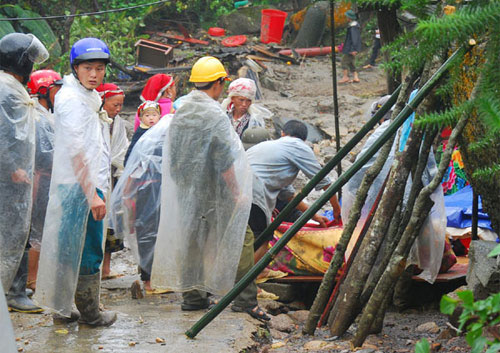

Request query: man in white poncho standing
[
  {"left": 34, "top": 38, "right": 116, "bottom": 326},
  {"left": 152, "top": 56, "right": 269, "bottom": 321},
  {"left": 0, "top": 33, "right": 48, "bottom": 308}
]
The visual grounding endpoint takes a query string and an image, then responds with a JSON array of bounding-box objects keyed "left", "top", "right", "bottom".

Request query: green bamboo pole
[
  {"left": 186, "top": 46, "right": 467, "bottom": 339},
  {"left": 253, "top": 84, "right": 401, "bottom": 250}
]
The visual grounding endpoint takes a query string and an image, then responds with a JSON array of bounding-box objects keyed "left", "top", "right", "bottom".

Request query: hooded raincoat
[
  {"left": 29, "top": 101, "right": 55, "bottom": 250},
  {"left": 110, "top": 115, "right": 172, "bottom": 277},
  {"left": 0, "top": 70, "right": 36, "bottom": 290},
  {"left": 342, "top": 119, "right": 446, "bottom": 283},
  {"left": 151, "top": 90, "right": 252, "bottom": 294},
  {"left": 34, "top": 74, "right": 111, "bottom": 316}
]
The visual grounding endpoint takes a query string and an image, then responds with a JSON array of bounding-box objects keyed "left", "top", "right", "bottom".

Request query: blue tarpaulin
[{"left": 444, "top": 185, "right": 492, "bottom": 230}]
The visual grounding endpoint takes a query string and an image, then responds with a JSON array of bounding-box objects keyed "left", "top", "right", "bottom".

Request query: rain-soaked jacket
[
  {"left": 342, "top": 120, "right": 446, "bottom": 283},
  {"left": 151, "top": 90, "right": 253, "bottom": 294},
  {"left": 0, "top": 70, "right": 36, "bottom": 290},
  {"left": 0, "top": 280, "right": 16, "bottom": 353},
  {"left": 110, "top": 115, "right": 172, "bottom": 276},
  {"left": 34, "top": 74, "right": 111, "bottom": 316},
  {"left": 110, "top": 115, "right": 129, "bottom": 178},
  {"left": 29, "top": 101, "right": 55, "bottom": 250}
]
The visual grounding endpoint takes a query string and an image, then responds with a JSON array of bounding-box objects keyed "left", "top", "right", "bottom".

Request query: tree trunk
[
  {"left": 328, "top": 78, "right": 422, "bottom": 337},
  {"left": 377, "top": 6, "right": 401, "bottom": 94},
  {"left": 303, "top": 73, "right": 417, "bottom": 335},
  {"left": 352, "top": 110, "right": 471, "bottom": 346}
]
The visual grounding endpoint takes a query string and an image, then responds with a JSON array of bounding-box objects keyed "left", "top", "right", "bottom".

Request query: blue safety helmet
[{"left": 70, "top": 37, "right": 110, "bottom": 67}]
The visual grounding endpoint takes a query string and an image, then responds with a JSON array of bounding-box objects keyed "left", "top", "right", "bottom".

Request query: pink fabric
[{"left": 134, "top": 98, "right": 174, "bottom": 130}]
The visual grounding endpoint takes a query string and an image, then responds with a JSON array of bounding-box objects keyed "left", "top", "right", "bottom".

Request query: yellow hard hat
[{"left": 189, "top": 56, "right": 228, "bottom": 83}]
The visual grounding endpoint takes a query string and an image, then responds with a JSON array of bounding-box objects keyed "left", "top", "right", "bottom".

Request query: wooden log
[
  {"left": 303, "top": 73, "right": 417, "bottom": 336},
  {"left": 351, "top": 72, "right": 477, "bottom": 347},
  {"left": 328, "top": 83, "right": 424, "bottom": 337}
]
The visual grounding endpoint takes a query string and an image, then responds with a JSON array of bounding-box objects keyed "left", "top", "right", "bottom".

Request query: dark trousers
[{"left": 182, "top": 225, "right": 258, "bottom": 309}]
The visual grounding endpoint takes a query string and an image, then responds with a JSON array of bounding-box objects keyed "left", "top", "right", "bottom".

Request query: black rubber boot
[
  {"left": 75, "top": 273, "right": 117, "bottom": 327},
  {"left": 7, "top": 250, "right": 43, "bottom": 313}
]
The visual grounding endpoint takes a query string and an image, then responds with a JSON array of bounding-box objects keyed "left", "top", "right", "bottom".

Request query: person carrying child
[{"left": 133, "top": 74, "right": 175, "bottom": 131}]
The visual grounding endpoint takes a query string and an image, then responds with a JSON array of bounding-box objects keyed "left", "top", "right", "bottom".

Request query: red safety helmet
[{"left": 27, "top": 69, "right": 63, "bottom": 96}]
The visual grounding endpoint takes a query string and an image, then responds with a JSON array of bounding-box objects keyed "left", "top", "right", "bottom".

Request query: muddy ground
[{"left": 10, "top": 57, "right": 469, "bottom": 352}]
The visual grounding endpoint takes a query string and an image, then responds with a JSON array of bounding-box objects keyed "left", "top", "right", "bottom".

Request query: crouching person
[{"left": 34, "top": 38, "right": 116, "bottom": 327}]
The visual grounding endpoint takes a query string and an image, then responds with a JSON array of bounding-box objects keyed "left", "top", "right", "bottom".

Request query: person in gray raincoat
[{"left": 0, "top": 33, "right": 48, "bottom": 307}]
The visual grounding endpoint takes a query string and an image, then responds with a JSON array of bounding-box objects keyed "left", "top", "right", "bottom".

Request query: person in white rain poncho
[
  {"left": 0, "top": 33, "right": 48, "bottom": 303},
  {"left": 96, "top": 83, "right": 129, "bottom": 280},
  {"left": 0, "top": 281, "right": 17, "bottom": 353},
  {"left": 7, "top": 70, "right": 63, "bottom": 314},
  {"left": 151, "top": 56, "right": 270, "bottom": 321},
  {"left": 34, "top": 38, "right": 117, "bottom": 327},
  {"left": 221, "top": 77, "right": 272, "bottom": 138},
  {"left": 110, "top": 115, "right": 172, "bottom": 293}
]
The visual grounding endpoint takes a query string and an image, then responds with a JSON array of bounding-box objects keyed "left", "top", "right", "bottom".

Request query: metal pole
[
  {"left": 472, "top": 190, "right": 479, "bottom": 240},
  {"left": 254, "top": 84, "right": 401, "bottom": 250},
  {"left": 330, "top": 0, "right": 342, "bottom": 199},
  {"left": 185, "top": 45, "right": 467, "bottom": 339}
]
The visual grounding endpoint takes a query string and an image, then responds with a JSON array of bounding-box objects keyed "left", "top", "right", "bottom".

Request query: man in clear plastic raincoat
[
  {"left": 0, "top": 33, "right": 49, "bottom": 299},
  {"left": 34, "top": 38, "right": 116, "bottom": 327},
  {"left": 4, "top": 70, "right": 62, "bottom": 314},
  {"left": 151, "top": 56, "right": 269, "bottom": 321}
]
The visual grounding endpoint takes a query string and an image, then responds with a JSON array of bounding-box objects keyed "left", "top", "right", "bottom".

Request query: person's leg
[
  {"left": 27, "top": 248, "right": 39, "bottom": 290},
  {"left": 102, "top": 252, "right": 111, "bottom": 279},
  {"left": 232, "top": 226, "right": 269, "bottom": 321},
  {"left": 75, "top": 189, "right": 116, "bottom": 327},
  {"left": 181, "top": 290, "right": 209, "bottom": 310},
  {"left": 339, "top": 54, "right": 350, "bottom": 83}
]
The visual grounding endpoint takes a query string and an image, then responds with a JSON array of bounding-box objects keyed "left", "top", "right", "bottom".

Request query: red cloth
[
  {"left": 96, "top": 83, "right": 124, "bottom": 100},
  {"left": 140, "top": 74, "right": 174, "bottom": 102}
]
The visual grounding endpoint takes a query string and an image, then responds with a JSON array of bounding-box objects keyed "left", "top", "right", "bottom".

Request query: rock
[
  {"left": 287, "top": 310, "right": 309, "bottom": 324},
  {"left": 263, "top": 300, "right": 285, "bottom": 316},
  {"left": 285, "top": 301, "right": 307, "bottom": 311},
  {"left": 260, "top": 76, "right": 281, "bottom": 91},
  {"left": 259, "top": 283, "right": 296, "bottom": 303},
  {"left": 467, "top": 240, "right": 500, "bottom": 300},
  {"left": 217, "top": 6, "right": 267, "bottom": 34},
  {"left": 317, "top": 99, "right": 333, "bottom": 113},
  {"left": 303, "top": 340, "right": 328, "bottom": 350},
  {"left": 437, "top": 328, "right": 455, "bottom": 340},
  {"left": 269, "top": 328, "right": 288, "bottom": 340},
  {"left": 416, "top": 322, "right": 440, "bottom": 334},
  {"left": 269, "top": 313, "right": 296, "bottom": 333},
  {"left": 356, "top": 349, "right": 376, "bottom": 353}
]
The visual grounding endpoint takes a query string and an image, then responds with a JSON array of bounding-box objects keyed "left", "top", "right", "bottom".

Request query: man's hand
[
  {"left": 350, "top": 51, "right": 358, "bottom": 56},
  {"left": 91, "top": 192, "right": 106, "bottom": 221},
  {"left": 11, "top": 169, "right": 31, "bottom": 184},
  {"left": 312, "top": 214, "right": 329, "bottom": 228}
]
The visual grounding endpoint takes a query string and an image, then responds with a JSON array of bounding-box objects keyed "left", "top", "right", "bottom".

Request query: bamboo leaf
[
  {"left": 414, "top": 338, "right": 430, "bottom": 353},
  {"left": 488, "top": 244, "right": 500, "bottom": 257},
  {"left": 440, "top": 295, "right": 459, "bottom": 315}
]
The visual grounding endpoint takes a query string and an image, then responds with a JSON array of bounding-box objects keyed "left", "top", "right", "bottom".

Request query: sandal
[{"left": 231, "top": 305, "right": 270, "bottom": 322}]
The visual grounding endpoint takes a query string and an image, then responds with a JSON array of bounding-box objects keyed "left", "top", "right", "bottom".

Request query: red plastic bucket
[{"left": 260, "top": 9, "right": 287, "bottom": 44}]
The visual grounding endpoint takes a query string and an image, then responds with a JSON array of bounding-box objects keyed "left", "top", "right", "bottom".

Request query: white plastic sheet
[
  {"left": 29, "top": 101, "right": 55, "bottom": 250},
  {"left": 0, "top": 280, "right": 17, "bottom": 353},
  {"left": 110, "top": 116, "right": 172, "bottom": 274},
  {"left": 342, "top": 120, "right": 446, "bottom": 283},
  {"left": 0, "top": 71, "right": 36, "bottom": 290},
  {"left": 151, "top": 90, "right": 252, "bottom": 294},
  {"left": 110, "top": 115, "right": 129, "bottom": 178},
  {"left": 34, "top": 74, "right": 109, "bottom": 316}
]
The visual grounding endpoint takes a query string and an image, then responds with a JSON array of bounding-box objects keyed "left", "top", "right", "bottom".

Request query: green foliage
[
  {"left": 51, "top": 12, "right": 148, "bottom": 79},
  {"left": 488, "top": 244, "right": 500, "bottom": 257},
  {"left": 0, "top": 4, "right": 61, "bottom": 56},
  {"left": 414, "top": 338, "right": 430, "bottom": 353},
  {"left": 414, "top": 100, "right": 473, "bottom": 129},
  {"left": 440, "top": 290, "right": 500, "bottom": 353},
  {"left": 0, "top": 14, "right": 15, "bottom": 38}
]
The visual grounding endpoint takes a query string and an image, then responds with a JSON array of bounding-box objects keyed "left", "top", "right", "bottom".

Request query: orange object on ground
[
  {"left": 221, "top": 35, "right": 247, "bottom": 47},
  {"left": 208, "top": 27, "right": 225, "bottom": 37},
  {"left": 279, "top": 46, "right": 332, "bottom": 57}
]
